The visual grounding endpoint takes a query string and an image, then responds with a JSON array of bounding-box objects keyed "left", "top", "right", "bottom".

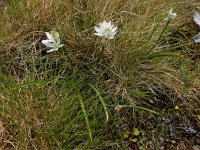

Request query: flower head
[
  {"left": 94, "top": 20, "right": 117, "bottom": 39},
  {"left": 164, "top": 9, "right": 176, "bottom": 21},
  {"left": 41, "top": 31, "right": 64, "bottom": 53}
]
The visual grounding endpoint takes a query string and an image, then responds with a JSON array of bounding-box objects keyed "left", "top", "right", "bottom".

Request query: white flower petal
[
  {"left": 94, "top": 33, "right": 104, "bottom": 36},
  {"left": 164, "top": 17, "right": 168, "bottom": 21},
  {"left": 110, "top": 25, "right": 115, "bottom": 29},
  {"left": 100, "top": 20, "right": 107, "bottom": 28},
  {"left": 102, "top": 20, "right": 107, "bottom": 25},
  {"left": 45, "top": 32, "right": 53, "bottom": 41},
  {"left": 106, "top": 34, "right": 115, "bottom": 39},
  {"left": 169, "top": 9, "right": 173, "bottom": 14},
  {"left": 165, "top": 9, "right": 176, "bottom": 20},
  {"left": 94, "top": 26, "right": 101, "bottom": 33},
  {"left": 193, "top": 33, "right": 200, "bottom": 43},
  {"left": 47, "top": 48, "right": 58, "bottom": 53},
  {"left": 111, "top": 26, "right": 117, "bottom": 33},
  {"left": 193, "top": 12, "right": 200, "bottom": 27},
  {"left": 113, "top": 31, "right": 117, "bottom": 36},
  {"left": 107, "top": 36, "right": 114, "bottom": 39},
  {"left": 109, "top": 37, "right": 114, "bottom": 39},
  {"left": 172, "top": 13, "right": 176, "bottom": 19},
  {"left": 42, "top": 40, "right": 54, "bottom": 48}
]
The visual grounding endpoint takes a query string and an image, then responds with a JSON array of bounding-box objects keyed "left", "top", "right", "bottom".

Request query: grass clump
[{"left": 0, "top": 0, "right": 200, "bottom": 149}]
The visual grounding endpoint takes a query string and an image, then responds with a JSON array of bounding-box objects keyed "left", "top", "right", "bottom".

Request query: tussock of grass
[{"left": 0, "top": 0, "right": 200, "bottom": 149}]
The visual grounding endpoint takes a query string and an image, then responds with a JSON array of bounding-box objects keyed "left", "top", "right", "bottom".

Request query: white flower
[
  {"left": 193, "top": 12, "right": 200, "bottom": 43},
  {"left": 94, "top": 20, "right": 117, "bottom": 39},
  {"left": 164, "top": 9, "right": 176, "bottom": 21},
  {"left": 41, "top": 31, "right": 64, "bottom": 53}
]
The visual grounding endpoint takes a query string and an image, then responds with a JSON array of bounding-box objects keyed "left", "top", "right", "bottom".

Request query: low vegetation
[{"left": 0, "top": 0, "right": 200, "bottom": 149}]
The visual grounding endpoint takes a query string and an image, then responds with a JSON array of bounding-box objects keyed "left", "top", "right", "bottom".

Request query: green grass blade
[
  {"left": 79, "top": 95, "right": 93, "bottom": 142},
  {"left": 89, "top": 84, "right": 109, "bottom": 122}
]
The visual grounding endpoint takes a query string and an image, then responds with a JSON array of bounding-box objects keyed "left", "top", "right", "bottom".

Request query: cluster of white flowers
[{"left": 41, "top": 8, "right": 200, "bottom": 53}]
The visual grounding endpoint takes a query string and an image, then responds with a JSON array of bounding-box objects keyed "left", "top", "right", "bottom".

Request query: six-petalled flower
[
  {"left": 94, "top": 20, "right": 117, "bottom": 40},
  {"left": 42, "top": 31, "right": 64, "bottom": 53}
]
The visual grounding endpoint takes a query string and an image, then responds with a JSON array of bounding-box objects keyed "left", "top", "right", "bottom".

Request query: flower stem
[
  {"left": 146, "top": 20, "right": 170, "bottom": 55},
  {"left": 156, "top": 20, "right": 170, "bottom": 44},
  {"left": 98, "top": 45, "right": 105, "bottom": 62}
]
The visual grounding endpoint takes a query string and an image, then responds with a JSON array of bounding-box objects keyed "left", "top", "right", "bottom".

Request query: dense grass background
[{"left": 0, "top": 0, "right": 200, "bottom": 149}]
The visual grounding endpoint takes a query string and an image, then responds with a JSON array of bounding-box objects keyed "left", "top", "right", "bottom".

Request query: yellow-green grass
[{"left": 0, "top": 0, "right": 200, "bottom": 149}]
